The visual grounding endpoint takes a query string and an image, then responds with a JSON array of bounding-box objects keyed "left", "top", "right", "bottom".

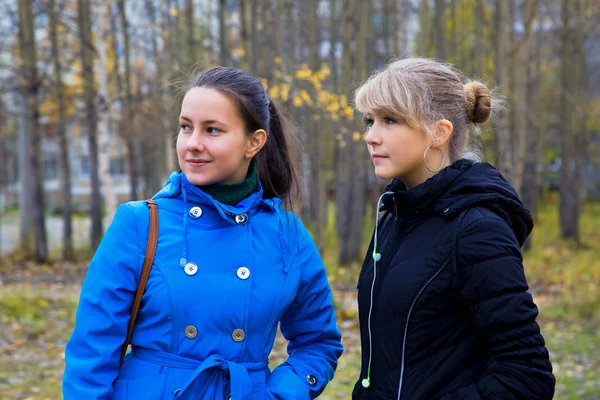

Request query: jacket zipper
[{"left": 397, "top": 257, "right": 452, "bottom": 400}]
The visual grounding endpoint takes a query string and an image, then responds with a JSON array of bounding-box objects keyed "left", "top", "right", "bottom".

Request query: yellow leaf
[
  {"left": 344, "top": 106, "right": 354, "bottom": 120},
  {"left": 293, "top": 96, "right": 303, "bottom": 107},
  {"left": 339, "top": 140, "right": 347, "bottom": 148},
  {"left": 38, "top": 299, "right": 49, "bottom": 308},
  {"left": 295, "top": 70, "right": 311, "bottom": 80},
  {"left": 312, "top": 113, "right": 321, "bottom": 121},
  {"left": 280, "top": 84, "right": 290, "bottom": 102},
  {"left": 170, "top": 7, "right": 178, "bottom": 17},
  {"left": 274, "top": 57, "right": 282, "bottom": 65},
  {"left": 268, "top": 86, "right": 279, "bottom": 100},
  {"left": 232, "top": 47, "right": 246, "bottom": 57},
  {"left": 352, "top": 131, "right": 361, "bottom": 141}
]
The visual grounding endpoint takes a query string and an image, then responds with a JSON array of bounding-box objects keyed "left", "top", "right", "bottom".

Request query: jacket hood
[{"left": 381, "top": 159, "right": 533, "bottom": 245}]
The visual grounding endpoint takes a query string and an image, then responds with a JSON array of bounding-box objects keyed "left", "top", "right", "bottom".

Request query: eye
[
  {"left": 364, "top": 117, "right": 374, "bottom": 128},
  {"left": 383, "top": 117, "right": 396, "bottom": 125},
  {"left": 180, "top": 124, "right": 192, "bottom": 132},
  {"left": 206, "top": 127, "right": 222, "bottom": 135}
]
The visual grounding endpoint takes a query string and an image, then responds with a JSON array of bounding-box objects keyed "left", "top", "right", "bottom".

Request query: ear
[
  {"left": 435, "top": 119, "right": 454, "bottom": 147},
  {"left": 245, "top": 129, "right": 267, "bottom": 159}
]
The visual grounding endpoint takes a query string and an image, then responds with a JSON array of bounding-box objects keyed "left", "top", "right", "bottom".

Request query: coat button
[
  {"left": 234, "top": 213, "right": 248, "bottom": 225},
  {"left": 174, "top": 388, "right": 181, "bottom": 398},
  {"left": 184, "top": 262, "right": 198, "bottom": 276},
  {"left": 232, "top": 329, "right": 245, "bottom": 342},
  {"left": 189, "top": 206, "right": 203, "bottom": 218},
  {"left": 306, "top": 374, "right": 318, "bottom": 386},
  {"left": 185, "top": 325, "right": 197, "bottom": 339},
  {"left": 226, "top": 395, "right": 231, "bottom": 400},
  {"left": 237, "top": 266, "right": 250, "bottom": 280},
  {"left": 443, "top": 207, "right": 450, "bottom": 214}
]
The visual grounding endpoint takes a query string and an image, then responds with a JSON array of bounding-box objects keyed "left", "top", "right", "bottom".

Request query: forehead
[{"left": 180, "top": 87, "right": 240, "bottom": 121}]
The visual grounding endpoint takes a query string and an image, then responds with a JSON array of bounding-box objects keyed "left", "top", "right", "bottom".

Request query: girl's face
[
  {"left": 364, "top": 114, "right": 444, "bottom": 189},
  {"left": 176, "top": 87, "right": 265, "bottom": 186}
]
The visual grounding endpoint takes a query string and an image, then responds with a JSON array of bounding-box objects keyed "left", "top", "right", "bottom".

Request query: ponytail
[{"left": 256, "top": 100, "right": 301, "bottom": 206}]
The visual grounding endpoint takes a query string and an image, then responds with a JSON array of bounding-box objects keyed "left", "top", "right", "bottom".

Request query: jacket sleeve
[
  {"left": 267, "top": 219, "right": 344, "bottom": 400},
  {"left": 441, "top": 214, "right": 555, "bottom": 400},
  {"left": 63, "top": 204, "right": 142, "bottom": 400}
]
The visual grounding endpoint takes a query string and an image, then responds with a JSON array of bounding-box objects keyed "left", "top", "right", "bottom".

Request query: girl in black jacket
[{"left": 352, "top": 58, "right": 555, "bottom": 400}]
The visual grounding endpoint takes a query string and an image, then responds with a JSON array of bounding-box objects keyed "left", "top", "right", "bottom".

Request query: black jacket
[{"left": 353, "top": 160, "right": 555, "bottom": 400}]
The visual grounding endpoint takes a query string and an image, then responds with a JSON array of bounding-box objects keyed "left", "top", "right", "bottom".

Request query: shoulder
[{"left": 457, "top": 206, "right": 512, "bottom": 234}]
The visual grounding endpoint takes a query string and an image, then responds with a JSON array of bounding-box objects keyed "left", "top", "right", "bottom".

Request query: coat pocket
[{"left": 112, "top": 374, "right": 167, "bottom": 400}]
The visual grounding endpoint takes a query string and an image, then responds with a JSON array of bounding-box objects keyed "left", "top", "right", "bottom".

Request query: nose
[
  {"left": 365, "top": 124, "right": 381, "bottom": 146},
  {"left": 186, "top": 129, "right": 205, "bottom": 152}
]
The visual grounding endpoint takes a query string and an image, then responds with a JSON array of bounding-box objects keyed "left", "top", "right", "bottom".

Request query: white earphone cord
[{"left": 362, "top": 191, "right": 394, "bottom": 389}]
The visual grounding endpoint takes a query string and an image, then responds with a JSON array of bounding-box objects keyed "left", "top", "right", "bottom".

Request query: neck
[{"left": 402, "top": 161, "right": 451, "bottom": 189}]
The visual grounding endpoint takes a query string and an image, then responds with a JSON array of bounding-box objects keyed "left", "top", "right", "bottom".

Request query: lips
[
  {"left": 371, "top": 154, "right": 387, "bottom": 162},
  {"left": 187, "top": 159, "right": 211, "bottom": 167}
]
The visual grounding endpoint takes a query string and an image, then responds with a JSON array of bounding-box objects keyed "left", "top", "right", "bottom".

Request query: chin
[
  {"left": 184, "top": 172, "right": 219, "bottom": 186},
  {"left": 374, "top": 168, "right": 398, "bottom": 181}
]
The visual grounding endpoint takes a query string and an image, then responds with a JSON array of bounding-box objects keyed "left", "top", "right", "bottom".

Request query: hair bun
[{"left": 464, "top": 81, "right": 491, "bottom": 124}]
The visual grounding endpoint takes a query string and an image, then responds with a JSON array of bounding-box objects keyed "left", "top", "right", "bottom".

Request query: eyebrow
[{"left": 179, "top": 115, "right": 227, "bottom": 126}]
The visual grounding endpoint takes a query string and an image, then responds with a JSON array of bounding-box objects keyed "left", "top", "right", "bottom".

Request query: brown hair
[{"left": 354, "top": 58, "right": 501, "bottom": 162}]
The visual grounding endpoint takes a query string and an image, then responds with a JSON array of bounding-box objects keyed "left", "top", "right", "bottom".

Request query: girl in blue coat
[
  {"left": 63, "top": 67, "right": 343, "bottom": 400},
  {"left": 352, "top": 58, "right": 554, "bottom": 399}
]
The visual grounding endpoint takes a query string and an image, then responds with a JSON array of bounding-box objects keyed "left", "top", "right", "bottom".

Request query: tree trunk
[
  {"left": 493, "top": 0, "right": 514, "bottom": 185},
  {"left": 348, "top": 0, "right": 369, "bottom": 262},
  {"left": 510, "top": 0, "right": 536, "bottom": 195},
  {"left": 95, "top": 0, "right": 117, "bottom": 225},
  {"left": 271, "top": 0, "right": 282, "bottom": 68},
  {"left": 219, "top": 0, "right": 228, "bottom": 66},
  {"left": 162, "top": 0, "right": 178, "bottom": 172},
  {"left": 146, "top": 0, "right": 169, "bottom": 188},
  {"left": 17, "top": 87, "right": 32, "bottom": 253},
  {"left": 383, "top": 0, "right": 391, "bottom": 59},
  {"left": 417, "top": 0, "right": 432, "bottom": 55},
  {"left": 306, "top": 0, "right": 325, "bottom": 251},
  {"left": 336, "top": 0, "right": 354, "bottom": 265},
  {"left": 185, "top": 0, "right": 196, "bottom": 68},
  {"left": 49, "top": 0, "right": 73, "bottom": 260},
  {"left": 283, "top": 0, "right": 296, "bottom": 72},
  {"left": 78, "top": 0, "right": 103, "bottom": 249},
  {"left": 18, "top": 0, "right": 47, "bottom": 262},
  {"left": 472, "top": 0, "right": 485, "bottom": 76},
  {"left": 329, "top": 0, "right": 339, "bottom": 91},
  {"left": 250, "top": 0, "right": 259, "bottom": 73},
  {"left": 117, "top": 0, "right": 138, "bottom": 201},
  {"left": 559, "top": 0, "right": 586, "bottom": 241},
  {"left": 395, "top": 0, "right": 407, "bottom": 58},
  {"left": 435, "top": 0, "right": 446, "bottom": 60},
  {"left": 521, "top": 9, "right": 540, "bottom": 251},
  {"left": 239, "top": 0, "right": 249, "bottom": 70}
]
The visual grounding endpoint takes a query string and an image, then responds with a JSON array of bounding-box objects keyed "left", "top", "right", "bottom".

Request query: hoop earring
[{"left": 424, "top": 144, "right": 444, "bottom": 173}]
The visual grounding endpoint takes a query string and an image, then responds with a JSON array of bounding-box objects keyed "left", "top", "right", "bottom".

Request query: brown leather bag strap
[{"left": 120, "top": 199, "right": 158, "bottom": 367}]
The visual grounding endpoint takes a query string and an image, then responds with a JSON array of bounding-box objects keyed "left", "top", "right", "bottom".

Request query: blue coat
[{"left": 63, "top": 172, "right": 343, "bottom": 400}]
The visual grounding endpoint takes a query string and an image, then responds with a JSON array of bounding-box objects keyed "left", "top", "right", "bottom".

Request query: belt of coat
[{"left": 131, "top": 347, "right": 269, "bottom": 399}]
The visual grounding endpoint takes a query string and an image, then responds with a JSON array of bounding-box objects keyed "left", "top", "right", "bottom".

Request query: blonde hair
[{"left": 354, "top": 58, "right": 500, "bottom": 162}]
